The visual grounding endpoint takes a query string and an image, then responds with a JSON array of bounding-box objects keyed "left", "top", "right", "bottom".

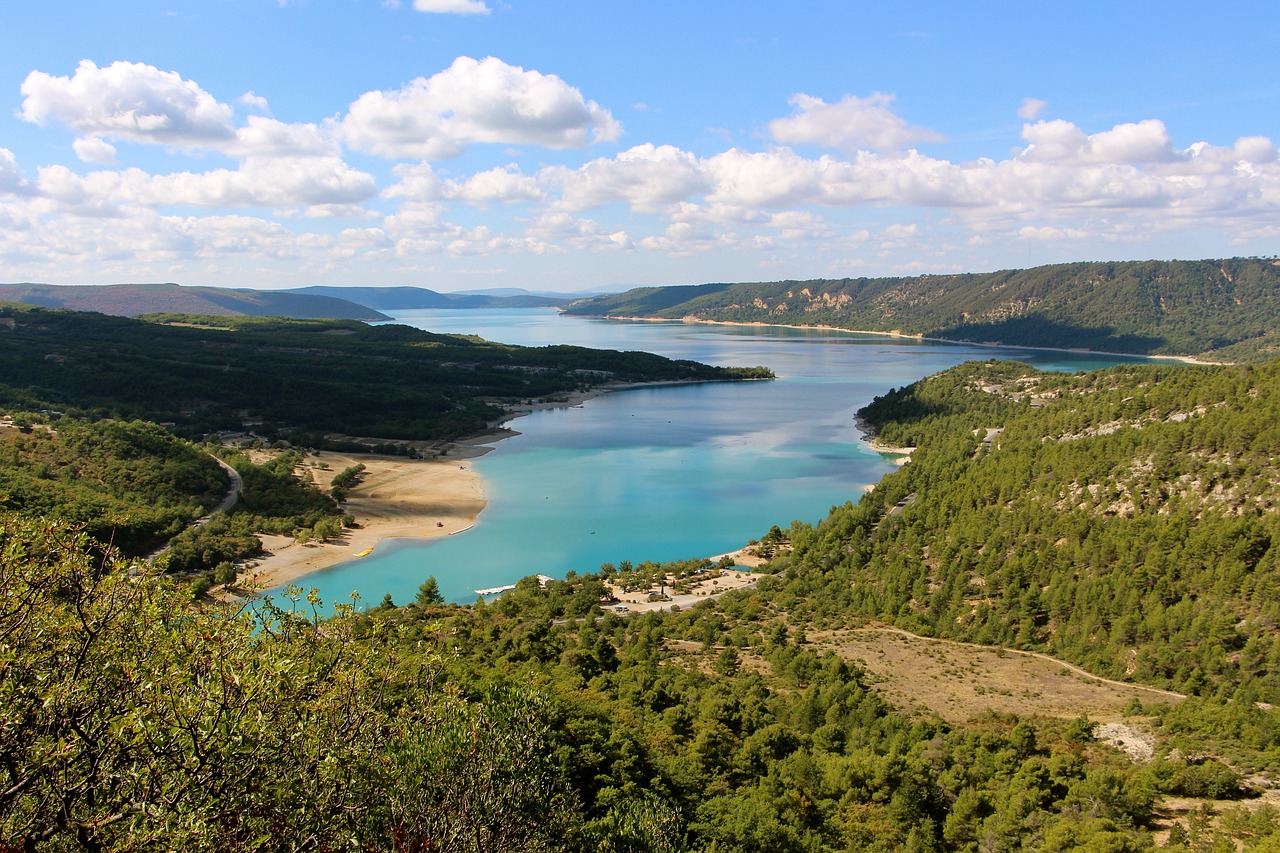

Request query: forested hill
[
  {"left": 0, "top": 305, "right": 771, "bottom": 443},
  {"left": 15, "top": 356, "right": 1280, "bottom": 848},
  {"left": 0, "top": 282, "right": 390, "bottom": 321},
  {"left": 563, "top": 257, "right": 1280, "bottom": 361},
  {"left": 773, "top": 357, "right": 1280, "bottom": 706}
]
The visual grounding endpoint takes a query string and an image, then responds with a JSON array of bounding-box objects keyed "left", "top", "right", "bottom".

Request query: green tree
[
  {"left": 417, "top": 574, "right": 445, "bottom": 606},
  {"left": 0, "top": 516, "right": 572, "bottom": 850}
]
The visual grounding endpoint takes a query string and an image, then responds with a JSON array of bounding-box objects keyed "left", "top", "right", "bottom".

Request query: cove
[{"left": 280, "top": 310, "right": 1171, "bottom": 607}]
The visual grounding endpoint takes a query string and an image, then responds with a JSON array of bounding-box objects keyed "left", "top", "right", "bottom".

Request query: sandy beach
[
  {"left": 241, "top": 449, "right": 487, "bottom": 591},
  {"left": 236, "top": 381, "right": 731, "bottom": 594}
]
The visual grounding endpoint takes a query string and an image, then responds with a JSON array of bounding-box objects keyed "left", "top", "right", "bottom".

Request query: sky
[{"left": 1, "top": 1, "right": 1277, "bottom": 293}]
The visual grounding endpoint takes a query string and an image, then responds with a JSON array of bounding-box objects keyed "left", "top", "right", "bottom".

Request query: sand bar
[{"left": 242, "top": 449, "right": 487, "bottom": 591}]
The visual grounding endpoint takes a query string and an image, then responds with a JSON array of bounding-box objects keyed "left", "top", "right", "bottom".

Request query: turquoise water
[{"left": 279, "top": 311, "right": 1168, "bottom": 607}]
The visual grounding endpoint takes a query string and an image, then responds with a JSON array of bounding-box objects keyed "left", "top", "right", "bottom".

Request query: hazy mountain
[
  {"left": 284, "top": 285, "right": 562, "bottom": 310},
  {"left": 0, "top": 283, "right": 388, "bottom": 321}
]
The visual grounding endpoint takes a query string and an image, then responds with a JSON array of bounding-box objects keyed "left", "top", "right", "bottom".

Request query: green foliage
[
  {"left": 768, "top": 358, "right": 1280, "bottom": 713},
  {"left": 11, "top": 301, "right": 1280, "bottom": 849},
  {"left": 0, "top": 516, "right": 573, "bottom": 851},
  {"left": 565, "top": 257, "right": 1280, "bottom": 360},
  {"left": 0, "top": 304, "right": 771, "bottom": 441},
  {"left": 0, "top": 418, "right": 225, "bottom": 554},
  {"left": 328, "top": 462, "right": 365, "bottom": 502}
]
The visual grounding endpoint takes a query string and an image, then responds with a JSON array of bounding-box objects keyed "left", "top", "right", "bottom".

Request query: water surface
[{"left": 283, "top": 311, "right": 1166, "bottom": 607}]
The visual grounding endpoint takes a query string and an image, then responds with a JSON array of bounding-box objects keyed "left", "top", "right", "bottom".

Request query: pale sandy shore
[
  {"left": 236, "top": 381, "right": 739, "bottom": 595},
  {"left": 607, "top": 315, "right": 1231, "bottom": 365},
  {"left": 241, "top": 449, "right": 487, "bottom": 592}
]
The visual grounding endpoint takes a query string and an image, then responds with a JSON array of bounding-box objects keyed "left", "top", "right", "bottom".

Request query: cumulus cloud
[
  {"left": 1018, "top": 119, "right": 1174, "bottom": 164},
  {"left": 21, "top": 60, "right": 236, "bottom": 147},
  {"left": 151, "top": 157, "right": 379, "bottom": 208},
  {"left": 0, "top": 149, "right": 30, "bottom": 195},
  {"left": 20, "top": 61, "right": 340, "bottom": 161},
  {"left": 238, "top": 91, "right": 272, "bottom": 114},
  {"left": 442, "top": 165, "right": 543, "bottom": 204},
  {"left": 230, "top": 116, "right": 339, "bottom": 158},
  {"left": 73, "top": 137, "right": 117, "bottom": 165},
  {"left": 1235, "top": 136, "right": 1277, "bottom": 165},
  {"left": 705, "top": 148, "right": 829, "bottom": 207},
  {"left": 342, "top": 56, "right": 621, "bottom": 159},
  {"left": 1018, "top": 98, "right": 1047, "bottom": 120},
  {"left": 526, "top": 212, "right": 633, "bottom": 251},
  {"left": 412, "top": 0, "right": 490, "bottom": 13},
  {"left": 551, "top": 144, "right": 711, "bottom": 212},
  {"left": 768, "top": 92, "right": 943, "bottom": 151},
  {"left": 384, "top": 162, "right": 443, "bottom": 202},
  {"left": 32, "top": 157, "right": 378, "bottom": 211}
]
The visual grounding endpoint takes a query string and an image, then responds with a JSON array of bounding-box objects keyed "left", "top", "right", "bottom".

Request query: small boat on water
[{"left": 354, "top": 547, "right": 373, "bottom": 558}]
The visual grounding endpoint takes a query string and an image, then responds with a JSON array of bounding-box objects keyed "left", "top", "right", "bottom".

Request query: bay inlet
[{"left": 278, "top": 309, "right": 1170, "bottom": 608}]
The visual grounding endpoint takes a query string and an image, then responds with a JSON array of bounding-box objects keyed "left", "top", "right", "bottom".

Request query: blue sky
[{"left": 1, "top": 1, "right": 1277, "bottom": 292}]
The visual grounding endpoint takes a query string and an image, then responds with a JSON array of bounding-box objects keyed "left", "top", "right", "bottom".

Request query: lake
[{"left": 280, "top": 310, "right": 1168, "bottom": 607}]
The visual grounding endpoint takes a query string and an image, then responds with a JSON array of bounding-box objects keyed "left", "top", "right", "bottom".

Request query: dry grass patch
[{"left": 811, "top": 625, "right": 1183, "bottom": 724}]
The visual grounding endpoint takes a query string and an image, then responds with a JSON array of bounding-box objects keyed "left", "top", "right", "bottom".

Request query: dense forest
[
  {"left": 0, "top": 304, "right": 771, "bottom": 444},
  {"left": 0, "top": 418, "right": 227, "bottom": 555},
  {"left": 814, "top": 359, "right": 1280, "bottom": 705},
  {"left": 563, "top": 257, "right": 1280, "bottom": 361},
  {"left": 9, "top": 304, "right": 1280, "bottom": 847}
]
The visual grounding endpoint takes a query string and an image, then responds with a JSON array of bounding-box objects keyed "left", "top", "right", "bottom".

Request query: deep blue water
[{"left": 276, "top": 310, "right": 1168, "bottom": 607}]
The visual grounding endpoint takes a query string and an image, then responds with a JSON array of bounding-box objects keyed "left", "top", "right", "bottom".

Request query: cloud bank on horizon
[{"left": 1, "top": 1, "right": 1277, "bottom": 291}]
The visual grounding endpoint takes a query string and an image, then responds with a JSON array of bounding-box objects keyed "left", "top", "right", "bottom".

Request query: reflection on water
[{"left": 282, "top": 310, "right": 1169, "bottom": 607}]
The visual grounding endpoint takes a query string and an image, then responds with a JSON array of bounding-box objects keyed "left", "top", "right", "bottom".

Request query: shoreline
[
  {"left": 241, "top": 449, "right": 488, "bottom": 592},
  {"left": 585, "top": 314, "right": 1230, "bottom": 365},
  {"left": 240, "top": 380, "right": 719, "bottom": 593},
  {"left": 241, "top": 319, "right": 1199, "bottom": 594}
]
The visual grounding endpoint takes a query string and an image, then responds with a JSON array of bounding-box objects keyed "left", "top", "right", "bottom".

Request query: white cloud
[
  {"left": 442, "top": 165, "right": 543, "bottom": 204},
  {"left": 342, "top": 56, "right": 622, "bottom": 159},
  {"left": 20, "top": 61, "right": 338, "bottom": 161},
  {"left": 1017, "top": 120, "right": 1089, "bottom": 163},
  {"left": 526, "top": 212, "right": 632, "bottom": 251},
  {"left": 768, "top": 93, "right": 943, "bottom": 151},
  {"left": 705, "top": 148, "right": 829, "bottom": 207},
  {"left": 412, "top": 0, "right": 490, "bottom": 13},
  {"left": 1018, "top": 98, "right": 1047, "bottom": 120},
  {"left": 21, "top": 60, "right": 236, "bottom": 147},
  {"left": 230, "top": 116, "right": 339, "bottom": 158},
  {"left": 238, "top": 91, "right": 272, "bottom": 114},
  {"left": 32, "top": 158, "right": 378, "bottom": 211},
  {"left": 1018, "top": 119, "right": 1173, "bottom": 165},
  {"left": 384, "top": 162, "right": 443, "bottom": 202},
  {"left": 0, "top": 149, "right": 30, "bottom": 195},
  {"left": 1088, "top": 120, "right": 1174, "bottom": 164},
  {"left": 551, "top": 144, "right": 710, "bottom": 212},
  {"left": 637, "top": 221, "right": 734, "bottom": 257},
  {"left": 1235, "top": 136, "right": 1277, "bottom": 165},
  {"left": 72, "top": 137, "right": 117, "bottom": 165},
  {"left": 149, "top": 157, "right": 379, "bottom": 208}
]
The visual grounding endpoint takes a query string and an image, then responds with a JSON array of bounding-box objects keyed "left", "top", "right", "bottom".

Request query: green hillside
[
  {"left": 781, "top": 358, "right": 1280, "bottom": 704},
  {"left": 9, "top": 304, "right": 1280, "bottom": 849},
  {"left": 564, "top": 258, "right": 1280, "bottom": 361},
  {"left": 0, "top": 282, "right": 390, "bottom": 321},
  {"left": 0, "top": 304, "right": 770, "bottom": 443}
]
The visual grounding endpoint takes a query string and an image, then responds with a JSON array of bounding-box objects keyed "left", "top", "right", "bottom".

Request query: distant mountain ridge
[
  {"left": 563, "top": 258, "right": 1280, "bottom": 361},
  {"left": 285, "top": 285, "right": 562, "bottom": 310},
  {"left": 0, "top": 283, "right": 388, "bottom": 321}
]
